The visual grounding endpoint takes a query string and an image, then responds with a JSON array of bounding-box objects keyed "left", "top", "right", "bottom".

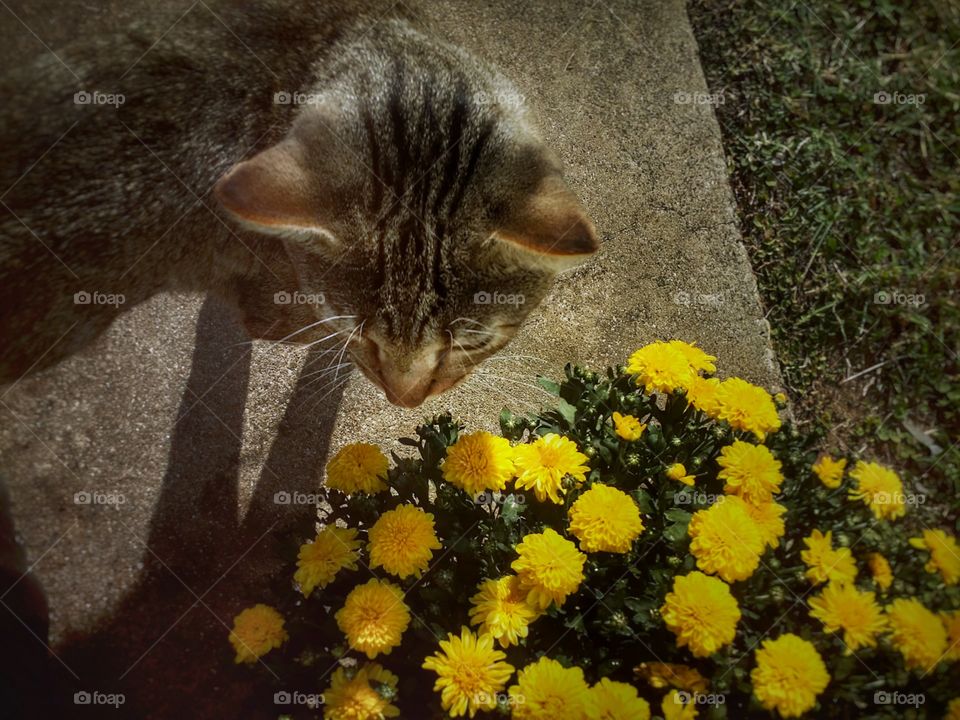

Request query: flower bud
[{"left": 670, "top": 436, "right": 683, "bottom": 447}]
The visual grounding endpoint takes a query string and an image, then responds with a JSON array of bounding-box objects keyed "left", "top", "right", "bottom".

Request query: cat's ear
[
  {"left": 214, "top": 140, "right": 330, "bottom": 237},
  {"left": 492, "top": 175, "right": 598, "bottom": 269}
]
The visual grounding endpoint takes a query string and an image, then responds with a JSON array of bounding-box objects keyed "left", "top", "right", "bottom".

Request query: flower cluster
[{"left": 228, "top": 340, "right": 958, "bottom": 719}]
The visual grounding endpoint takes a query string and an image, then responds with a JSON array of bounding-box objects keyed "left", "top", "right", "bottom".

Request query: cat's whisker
[
  {"left": 271, "top": 315, "right": 357, "bottom": 346},
  {"left": 468, "top": 373, "right": 537, "bottom": 411},
  {"left": 304, "top": 372, "right": 355, "bottom": 413},
  {"left": 300, "top": 362, "right": 351, "bottom": 385},
  {"left": 333, "top": 321, "right": 364, "bottom": 383},
  {"left": 474, "top": 369, "right": 554, "bottom": 399},
  {"left": 301, "top": 327, "right": 354, "bottom": 351}
]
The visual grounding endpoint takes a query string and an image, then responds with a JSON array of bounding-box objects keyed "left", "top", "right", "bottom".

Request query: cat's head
[{"left": 215, "top": 28, "right": 597, "bottom": 407}]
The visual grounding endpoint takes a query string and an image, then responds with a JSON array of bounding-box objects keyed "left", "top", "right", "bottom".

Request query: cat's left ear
[{"left": 492, "top": 175, "right": 598, "bottom": 269}]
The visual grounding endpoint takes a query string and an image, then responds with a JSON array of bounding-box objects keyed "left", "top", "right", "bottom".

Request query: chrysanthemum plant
[{"left": 237, "top": 341, "right": 958, "bottom": 719}]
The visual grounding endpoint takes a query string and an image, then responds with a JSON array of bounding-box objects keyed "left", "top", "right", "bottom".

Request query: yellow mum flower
[
  {"left": 612, "top": 411, "right": 646, "bottom": 441},
  {"left": 687, "top": 376, "right": 721, "bottom": 417},
  {"left": 661, "top": 689, "right": 698, "bottom": 720},
  {"left": 714, "top": 377, "right": 781, "bottom": 440},
  {"left": 801, "top": 529, "right": 857, "bottom": 586},
  {"left": 908, "top": 528, "right": 960, "bottom": 586},
  {"left": 812, "top": 455, "right": 846, "bottom": 489},
  {"left": 513, "top": 433, "right": 589, "bottom": 504},
  {"left": 660, "top": 571, "right": 740, "bottom": 657},
  {"left": 326, "top": 443, "right": 389, "bottom": 494},
  {"left": 335, "top": 579, "right": 410, "bottom": 659},
  {"left": 228, "top": 603, "right": 288, "bottom": 664},
  {"left": 368, "top": 504, "right": 441, "bottom": 579},
  {"left": 886, "top": 598, "right": 948, "bottom": 672},
  {"left": 948, "top": 698, "right": 960, "bottom": 720},
  {"left": 666, "top": 463, "right": 696, "bottom": 486},
  {"left": 751, "top": 634, "right": 829, "bottom": 718},
  {"left": 688, "top": 496, "right": 765, "bottom": 583},
  {"left": 295, "top": 526, "right": 361, "bottom": 597},
  {"left": 744, "top": 500, "right": 786, "bottom": 549},
  {"left": 626, "top": 341, "right": 696, "bottom": 394},
  {"left": 323, "top": 663, "right": 400, "bottom": 720},
  {"left": 568, "top": 484, "right": 644, "bottom": 553},
  {"left": 847, "top": 460, "right": 906, "bottom": 520},
  {"left": 510, "top": 656, "right": 591, "bottom": 720},
  {"left": 586, "top": 678, "right": 650, "bottom": 720},
  {"left": 468, "top": 575, "right": 541, "bottom": 648},
  {"left": 511, "top": 529, "right": 586, "bottom": 609},
  {"left": 668, "top": 339, "right": 717, "bottom": 374},
  {"left": 940, "top": 610, "right": 960, "bottom": 662},
  {"left": 867, "top": 552, "right": 893, "bottom": 592},
  {"left": 716, "top": 441, "right": 783, "bottom": 504},
  {"left": 442, "top": 431, "right": 515, "bottom": 496},
  {"left": 422, "top": 626, "right": 515, "bottom": 718},
  {"left": 808, "top": 582, "right": 888, "bottom": 652},
  {"left": 634, "top": 662, "right": 709, "bottom": 693}
]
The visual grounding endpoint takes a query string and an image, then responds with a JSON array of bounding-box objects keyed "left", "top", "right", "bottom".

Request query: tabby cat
[{"left": 0, "top": 0, "right": 597, "bottom": 407}]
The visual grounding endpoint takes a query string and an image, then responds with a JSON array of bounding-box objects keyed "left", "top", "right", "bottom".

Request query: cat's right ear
[{"left": 214, "top": 140, "right": 332, "bottom": 239}]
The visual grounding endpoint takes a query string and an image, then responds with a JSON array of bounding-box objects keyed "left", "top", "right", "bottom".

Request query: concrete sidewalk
[{"left": 0, "top": 0, "right": 778, "bottom": 716}]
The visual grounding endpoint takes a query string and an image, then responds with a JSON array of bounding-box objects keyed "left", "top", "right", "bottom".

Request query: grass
[{"left": 687, "top": 0, "right": 960, "bottom": 506}]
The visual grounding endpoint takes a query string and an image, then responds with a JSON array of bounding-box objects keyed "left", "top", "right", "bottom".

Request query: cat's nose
[{"left": 376, "top": 350, "right": 437, "bottom": 408}]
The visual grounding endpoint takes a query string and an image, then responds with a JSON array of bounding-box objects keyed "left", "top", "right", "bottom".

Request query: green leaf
[{"left": 537, "top": 377, "right": 561, "bottom": 396}]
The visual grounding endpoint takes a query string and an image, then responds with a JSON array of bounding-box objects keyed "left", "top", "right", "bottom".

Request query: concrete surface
[{"left": 0, "top": 0, "right": 780, "bottom": 717}]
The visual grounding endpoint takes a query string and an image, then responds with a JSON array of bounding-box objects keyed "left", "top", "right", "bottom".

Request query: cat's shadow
[{"left": 35, "top": 296, "right": 347, "bottom": 719}]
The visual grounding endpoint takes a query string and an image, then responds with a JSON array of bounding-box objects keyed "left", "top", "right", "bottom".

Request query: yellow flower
[
  {"left": 947, "top": 698, "right": 960, "bottom": 720},
  {"left": 513, "top": 434, "right": 589, "bottom": 504},
  {"left": 568, "top": 484, "right": 644, "bottom": 553},
  {"left": 812, "top": 455, "right": 846, "bottom": 489},
  {"left": 510, "top": 656, "right": 591, "bottom": 720},
  {"left": 940, "top": 610, "right": 960, "bottom": 662},
  {"left": 867, "top": 552, "right": 893, "bottom": 592},
  {"left": 660, "top": 571, "right": 740, "bottom": 657},
  {"left": 661, "top": 689, "right": 698, "bottom": 720},
  {"left": 228, "top": 603, "right": 288, "bottom": 664},
  {"left": 668, "top": 340, "right": 717, "bottom": 374},
  {"left": 586, "top": 678, "right": 651, "bottom": 720},
  {"left": 751, "top": 634, "right": 829, "bottom": 718},
  {"left": 511, "top": 529, "right": 585, "bottom": 609},
  {"left": 368, "top": 504, "right": 441, "bottom": 579},
  {"left": 847, "top": 460, "right": 906, "bottom": 520},
  {"left": 468, "top": 575, "right": 541, "bottom": 648},
  {"left": 801, "top": 529, "right": 857, "bottom": 586},
  {"left": 744, "top": 500, "right": 786, "bottom": 549},
  {"left": 886, "top": 598, "right": 948, "bottom": 672},
  {"left": 335, "top": 579, "right": 410, "bottom": 659},
  {"left": 326, "top": 443, "right": 389, "bottom": 494},
  {"left": 716, "top": 441, "right": 783, "bottom": 504},
  {"left": 626, "top": 341, "right": 696, "bottom": 394},
  {"left": 295, "top": 526, "right": 361, "bottom": 597},
  {"left": 612, "top": 411, "right": 646, "bottom": 441},
  {"left": 666, "top": 463, "right": 695, "bottom": 486},
  {"left": 687, "top": 376, "right": 721, "bottom": 416},
  {"left": 634, "top": 663, "right": 709, "bottom": 693},
  {"left": 422, "top": 626, "right": 515, "bottom": 718},
  {"left": 908, "top": 528, "right": 960, "bottom": 586},
  {"left": 688, "top": 496, "right": 765, "bottom": 583},
  {"left": 323, "top": 663, "right": 400, "bottom": 720},
  {"left": 442, "top": 431, "right": 515, "bottom": 496},
  {"left": 808, "top": 582, "right": 888, "bottom": 652},
  {"left": 714, "top": 377, "right": 782, "bottom": 440}
]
